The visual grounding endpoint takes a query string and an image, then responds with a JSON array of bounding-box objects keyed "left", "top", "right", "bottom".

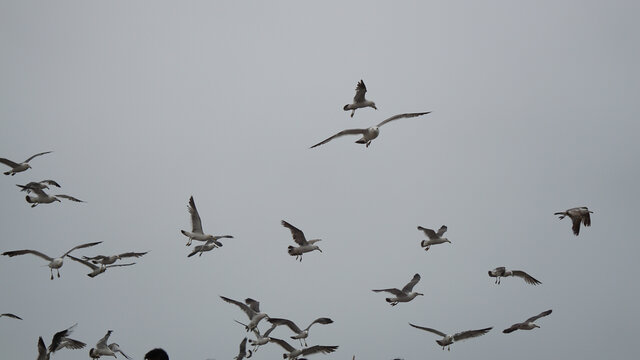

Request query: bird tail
[{"left": 3, "top": 171, "right": 10, "bottom": 175}]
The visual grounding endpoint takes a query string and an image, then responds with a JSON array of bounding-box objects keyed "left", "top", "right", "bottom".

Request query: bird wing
[
  {"left": 96, "top": 330, "right": 113, "bottom": 348},
  {"left": 310, "top": 128, "right": 368, "bottom": 148},
  {"left": 372, "top": 288, "right": 404, "bottom": 296},
  {"left": 281, "top": 220, "right": 308, "bottom": 245},
  {"left": 452, "top": 327, "right": 492, "bottom": 341},
  {"left": 269, "top": 318, "right": 303, "bottom": 333},
  {"left": 306, "top": 317, "right": 333, "bottom": 330},
  {"left": 108, "top": 344, "right": 131, "bottom": 359},
  {"left": 263, "top": 323, "right": 278, "bottom": 337},
  {"left": 30, "top": 187, "right": 48, "bottom": 197},
  {"left": 376, "top": 112, "right": 431, "bottom": 127},
  {"left": 0, "top": 313, "right": 22, "bottom": 320},
  {"left": 57, "top": 338, "right": 86, "bottom": 351},
  {"left": 436, "top": 225, "right": 448, "bottom": 237},
  {"left": 512, "top": 270, "right": 542, "bottom": 285},
  {"left": 417, "top": 226, "right": 438, "bottom": 240},
  {"left": 408, "top": 323, "right": 447, "bottom": 337},
  {"left": 353, "top": 80, "right": 367, "bottom": 103},
  {"left": 571, "top": 216, "right": 582, "bottom": 235},
  {"left": 269, "top": 337, "right": 296, "bottom": 352},
  {"left": 1, "top": 249, "right": 53, "bottom": 262},
  {"left": 82, "top": 255, "right": 108, "bottom": 262},
  {"left": 238, "top": 337, "right": 248, "bottom": 353},
  {"left": 220, "top": 296, "right": 254, "bottom": 318},
  {"left": 55, "top": 194, "right": 85, "bottom": 202},
  {"left": 502, "top": 323, "right": 521, "bottom": 334},
  {"left": 66, "top": 255, "right": 99, "bottom": 270},
  {"left": 106, "top": 262, "right": 136, "bottom": 269},
  {"left": 187, "top": 196, "right": 204, "bottom": 233},
  {"left": 24, "top": 151, "right": 53, "bottom": 163},
  {"left": 49, "top": 324, "right": 77, "bottom": 353},
  {"left": 0, "top": 158, "right": 20, "bottom": 168},
  {"left": 38, "top": 336, "right": 47, "bottom": 357},
  {"left": 525, "top": 309, "right": 552, "bottom": 323},
  {"left": 62, "top": 241, "right": 102, "bottom": 257},
  {"left": 583, "top": 211, "right": 592, "bottom": 227},
  {"left": 245, "top": 298, "right": 261, "bottom": 313},
  {"left": 118, "top": 251, "right": 148, "bottom": 259},
  {"left": 41, "top": 180, "right": 61, "bottom": 188},
  {"left": 401, "top": 274, "right": 421, "bottom": 293},
  {"left": 301, "top": 345, "right": 339, "bottom": 356}
]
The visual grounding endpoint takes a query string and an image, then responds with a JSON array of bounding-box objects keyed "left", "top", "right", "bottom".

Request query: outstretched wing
[
  {"left": 401, "top": 274, "right": 421, "bottom": 293},
  {"left": 281, "top": 220, "right": 308, "bottom": 245},
  {"left": 1, "top": 249, "right": 53, "bottom": 262},
  {"left": 372, "top": 288, "right": 403, "bottom": 296},
  {"left": 62, "top": 241, "right": 102, "bottom": 257},
  {"left": 300, "top": 345, "right": 338, "bottom": 356},
  {"left": 56, "top": 194, "right": 85, "bottom": 203},
  {"left": 57, "top": 338, "right": 86, "bottom": 351},
  {"left": 571, "top": 216, "right": 582, "bottom": 235},
  {"left": 96, "top": 330, "right": 113, "bottom": 348},
  {"left": 220, "top": 296, "right": 254, "bottom": 319},
  {"left": 268, "top": 318, "right": 303, "bottom": 334},
  {"left": 310, "top": 128, "right": 368, "bottom": 148},
  {"left": 245, "top": 298, "right": 261, "bottom": 313},
  {"left": 106, "top": 262, "right": 136, "bottom": 269},
  {"left": 49, "top": 324, "right": 77, "bottom": 353},
  {"left": 41, "top": 180, "right": 61, "bottom": 188},
  {"left": 512, "top": 270, "right": 542, "bottom": 285},
  {"left": 525, "top": 309, "right": 552, "bottom": 323},
  {"left": 376, "top": 112, "right": 431, "bottom": 127},
  {"left": 306, "top": 317, "right": 333, "bottom": 330},
  {"left": 353, "top": 80, "right": 367, "bottom": 103},
  {"left": 0, "top": 313, "right": 22, "bottom": 320},
  {"left": 436, "top": 225, "right": 447, "bottom": 237},
  {"left": 417, "top": 226, "right": 438, "bottom": 240},
  {"left": 268, "top": 337, "right": 296, "bottom": 352},
  {"left": 0, "top": 158, "right": 20, "bottom": 168},
  {"left": 187, "top": 196, "right": 204, "bottom": 233},
  {"left": 452, "top": 327, "right": 492, "bottom": 341},
  {"left": 24, "top": 151, "right": 53, "bottom": 163},
  {"left": 66, "top": 255, "right": 99, "bottom": 271},
  {"left": 117, "top": 251, "right": 148, "bottom": 259},
  {"left": 502, "top": 323, "right": 521, "bottom": 334},
  {"left": 408, "top": 323, "right": 447, "bottom": 337},
  {"left": 38, "top": 337, "right": 47, "bottom": 357}
]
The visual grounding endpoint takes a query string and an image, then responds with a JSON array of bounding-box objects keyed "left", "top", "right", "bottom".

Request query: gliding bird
[
  {"left": 343, "top": 80, "right": 377, "bottom": 117},
  {"left": 408, "top": 323, "right": 492, "bottom": 351},
  {"left": 503, "top": 309, "right": 552, "bottom": 333},
  {"left": 268, "top": 317, "right": 334, "bottom": 346},
  {"left": 554, "top": 207, "right": 593, "bottom": 235},
  {"left": 417, "top": 225, "right": 450, "bottom": 251},
  {"left": 281, "top": 220, "right": 322, "bottom": 262},
  {"left": 372, "top": 273, "right": 423, "bottom": 306},
  {"left": 0, "top": 151, "right": 52, "bottom": 175},
  {"left": 488, "top": 267, "right": 541, "bottom": 285}
]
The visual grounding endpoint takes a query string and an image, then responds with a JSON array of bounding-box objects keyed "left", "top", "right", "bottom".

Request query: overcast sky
[{"left": 1, "top": 1, "right": 639, "bottom": 359}]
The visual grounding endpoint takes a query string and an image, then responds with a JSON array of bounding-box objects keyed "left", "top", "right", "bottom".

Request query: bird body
[
  {"left": 281, "top": 220, "right": 322, "bottom": 261},
  {"left": 554, "top": 207, "right": 593, "bottom": 235},
  {"left": 409, "top": 323, "right": 492, "bottom": 351},
  {"left": 488, "top": 267, "right": 541, "bottom": 285},
  {"left": 372, "top": 273, "right": 423, "bottom": 306},
  {"left": 503, "top": 309, "right": 552, "bottom": 333},
  {"left": 0, "top": 151, "right": 52, "bottom": 175},
  {"left": 343, "top": 80, "right": 377, "bottom": 117},
  {"left": 417, "top": 225, "right": 450, "bottom": 251}
]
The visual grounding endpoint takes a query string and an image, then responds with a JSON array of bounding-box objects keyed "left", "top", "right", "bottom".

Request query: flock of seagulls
[{"left": 1, "top": 79, "right": 595, "bottom": 360}]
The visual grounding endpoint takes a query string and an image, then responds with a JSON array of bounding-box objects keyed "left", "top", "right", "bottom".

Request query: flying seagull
[
  {"left": 372, "top": 273, "right": 423, "bottom": 306},
  {"left": 82, "top": 251, "right": 148, "bottom": 265},
  {"left": 243, "top": 322, "right": 277, "bottom": 352},
  {"left": 269, "top": 337, "right": 338, "bottom": 360},
  {"left": 343, "top": 80, "right": 377, "bottom": 117},
  {"left": 554, "top": 207, "right": 593, "bottom": 235},
  {"left": 67, "top": 255, "right": 136, "bottom": 278},
  {"left": 310, "top": 112, "right": 431, "bottom": 148},
  {"left": 2, "top": 241, "right": 102, "bottom": 280},
  {"left": 180, "top": 196, "right": 233, "bottom": 246},
  {"left": 16, "top": 180, "right": 61, "bottom": 193},
  {"left": 24, "top": 187, "right": 84, "bottom": 207},
  {"left": 281, "top": 220, "right": 322, "bottom": 262},
  {"left": 0, "top": 151, "right": 52, "bottom": 176},
  {"left": 268, "top": 317, "right": 334, "bottom": 346},
  {"left": 235, "top": 337, "right": 252, "bottom": 360},
  {"left": 37, "top": 324, "right": 86, "bottom": 360},
  {"left": 187, "top": 236, "right": 234, "bottom": 257},
  {"left": 89, "top": 330, "right": 131, "bottom": 359},
  {"left": 0, "top": 313, "right": 22, "bottom": 320},
  {"left": 488, "top": 267, "right": 541, "bottom": 285},
  {"left": 408, "top": 323, "right": 492, "bottom": 351},
  {"left": 220, "top": 296, "right": 269, "bottom": 332},
  {"left": 417, "top": 225, "right": 450, "bottom": 251},
  {"left": 503, "top": 309, "right": 552, "bottom": 333}
]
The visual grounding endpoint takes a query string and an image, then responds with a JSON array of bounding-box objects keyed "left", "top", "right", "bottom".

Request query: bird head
[
  {"left": 371, "top": 103, "right": 377, "bottom": 110},
  {"left": 89, "top": 348, "right": 98, "bottom": 358}
]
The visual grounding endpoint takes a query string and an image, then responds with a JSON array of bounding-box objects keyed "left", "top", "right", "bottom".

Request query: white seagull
[
  {"left": 67, "top": 255, "right": 136, "bottom": 278},
  {"left": 488, "top": 267, "right": 541, "bottom": 285},
  {"left": 409, "top": 323, "right": 492, "bottom": 351},
  {"left": 503, "top": 309, "right": 552, "bottom": 333},
  {"left": 417, "top": 225, "right": 450, "bottom": 251},
  {"left": 0, "top": 313, "right": 22, "bottom": 320},
  {"left": 244, "top": 322, "right": 277, "bottom": 352},
  {"left": 187, "top": 236, "right": 234, "bottom": 257},
  {"left": 16, "top": 180, "right": 61, "bottom": 193},
  {"left": 0, "top": 151, "right": 52, "bottom": 175},
  {"left": 268, "top": 337, "right": 338, "bottom": 360},
  {"left": 281, "top": 220, "right": 322, "bottom": 262},
  {"left": 372, "top": 273, "right": 424, "bottom": 306},
  {"left": 343, "top": 80, "right": 377, "bottom": 117},
  {"left": 234, "top": 337, "right": 252, "bottom": 360},
  {"left": 220, "top": 296, "right": 269, "bottom": 332},
  {"left": 310, "top": 112, "right": 431, "bottom": 148},
  {"left": 82, "top": 251, "right": 148, "bottom": 265},
  {"left": 268, "top": 317, "right": 334, "bottom": 346},
  {"left": 2, "top": 241, "right": 102, "bottom": 280},
  {"left": 554, "top": 207, "right": 593, "bottom": 235},
  {"left": 24, "top": 187, "right": 84, "bottom": 207},
  {"left": 180, "top": 196, "right": 233, "bottom": 246},
  {"left": 37, "top": 324, "right": 86, "bottom": 360},
  {"left": 89, "top": 330, "right": 119, "bottom": 359}
]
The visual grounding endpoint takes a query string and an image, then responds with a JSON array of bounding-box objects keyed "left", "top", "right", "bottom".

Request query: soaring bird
[
  {"left": 234, "top": 337, "right": 252, "bottom": 360},
  {"left": 144, "top": 348, "right": 169, "bottom": 360},
  {"left": 37, "top": 324, "right": 86, "bottom": 360},
  {"left": 16, "top": 180, "right": 61, "bottom": 193},
  {"left": 372, "top": 273, "right": 423, "bottom": 306},
  {"left": 488, "top": 267, "right": 541, "bottom": 285},
  {"left": 343, "top": 80, "right": 377, "bottom": 117},
  {"left": 24, "top": 187, "right": 84, "bottom": 207},
  {"left": 0, "top": 313, "right": 22, "bottom": 320},
  {"left": 554, "top": 207, "right": 593, "bottom": 235},
  {"left": 0, "top": 151, "right": 52, "bottom": 175},
  {"left": 268, "top": 317, "right": 334, "bottom": 346},
  {"left": 2, "top": 242, "right": 102, "bottom": 280},
  {"left": 408, "top": 323, "right": 492, "bottom": 351},
  {"left": 269, "top": 337, "right": 338, "bottom": 360},
  {"left": 503, "top": 309, "right": 552, "bottom": 333},
  {"left": 417, "top": 225, "right": 450, "bottom": 251},
  {"left": 281, "top": 220, "right": 322, "bottom": 261},
  {"left": 310, "top": 112, "right": 430, "bottom": 148},
  {"left": 180, "top": 196, "right": 233, "bottom": 246},
  {"left": 66, "top": 255, "right": 136, "bottom": 278},
  {"left": 220, "top": 296, "right": 269, "bottom": 332},
  {"left": 82, "top": 251, "right": 148, "bottom": 265}
]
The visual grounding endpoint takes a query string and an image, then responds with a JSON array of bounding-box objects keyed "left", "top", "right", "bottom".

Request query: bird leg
[
  {"left": 498, "top": 277, "right": 501, "bottom": 285},
  {"left": 57, "top": 269, "right": 60, "bottom": 278},
  {"left": 50, "top": 269, "right": 54, "bottom": 280},
  {"left": 366, "top": 141, "right": 371, "bottom": 148},
  {"left": 351, "top": 110, "right": 355, "bottom": 117},
  {"left": 186, "top": 238, "right": 192, "bottom": 246}
]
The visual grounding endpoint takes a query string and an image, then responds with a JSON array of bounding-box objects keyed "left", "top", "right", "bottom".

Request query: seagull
[
  {"left": 310, "top": 112, "right": 431, "bottom": 148},
  {"left": 220, "top": 296, "right": 269, "bottom": 332},
  {"left": 24, "top": 187, "right": 84, "bottom": 207},
  {"left": 89, "top": 330, "right": 118, "bottom": 359},
  {"left": 281, "top": 220, "right": 322, "bottom": 262},
  {"left": 0, "top": 313, "right": 22, "bottom": 320},
  {"left": 503, "top": 309, "right": 552, "bottom": 333},
  {"left": 554, "top": 207, "right": 593, "bottom": 235},
  {"left": 2, "top": 241, "right": 102, "bottom": 280},
  {"left": 268, "top": 337, "right": 338, "bottom": 360},
  {"left": 488, "top": 267, "right": 541, "bottom": 285},
  {"left": 0, "top": 151, "right": 52, "bottom": 175},
  {"left": 343, "top": 80, "right": 377, "bottom": 117},
  {"left": 144, "top": 348, "right": 169, "bottom": 360},
  {"left": 243, "top": 322, "right": 277, "bottom": 352},
  {"left": 235, "top": 337, "right": 253, "bottom": 360},
  {"left": 417, "top": 225, "right": 450, "bottom": 251},
  {"left": 37, "top": 324, "right": 86, "bottom": 360},
  {"left": 180, "top": 196, "right": 233, "bottom": 246},
  {"left": 268, "top": 317, "right": 334, "bottom": 346},
  {"left": 16, "top": 180, "right": 61, "bottom": 193},
  {"left": 372, "top": 273, "right": 423, "bottom": 306},
  {"left": 66, "top": 255, "right": 136, "bottom": 278},
  {"left": 187, "top": 236, "right": 233, "bottom": 257},
  {"left": 408, "top": 323, "right": 492, "bottom": 351},
  {"left": 82, "top": 251, "right": 148, "bottom": 265}
]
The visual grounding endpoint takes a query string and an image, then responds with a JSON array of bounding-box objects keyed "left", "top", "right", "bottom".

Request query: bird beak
[{"left": 373, "top": 105, "right": 378, "bottom": 110}]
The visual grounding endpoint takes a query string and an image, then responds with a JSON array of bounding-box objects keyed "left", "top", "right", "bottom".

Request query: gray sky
[{"left": 1, "top": 1, "right": 639, "bottom": 359}]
